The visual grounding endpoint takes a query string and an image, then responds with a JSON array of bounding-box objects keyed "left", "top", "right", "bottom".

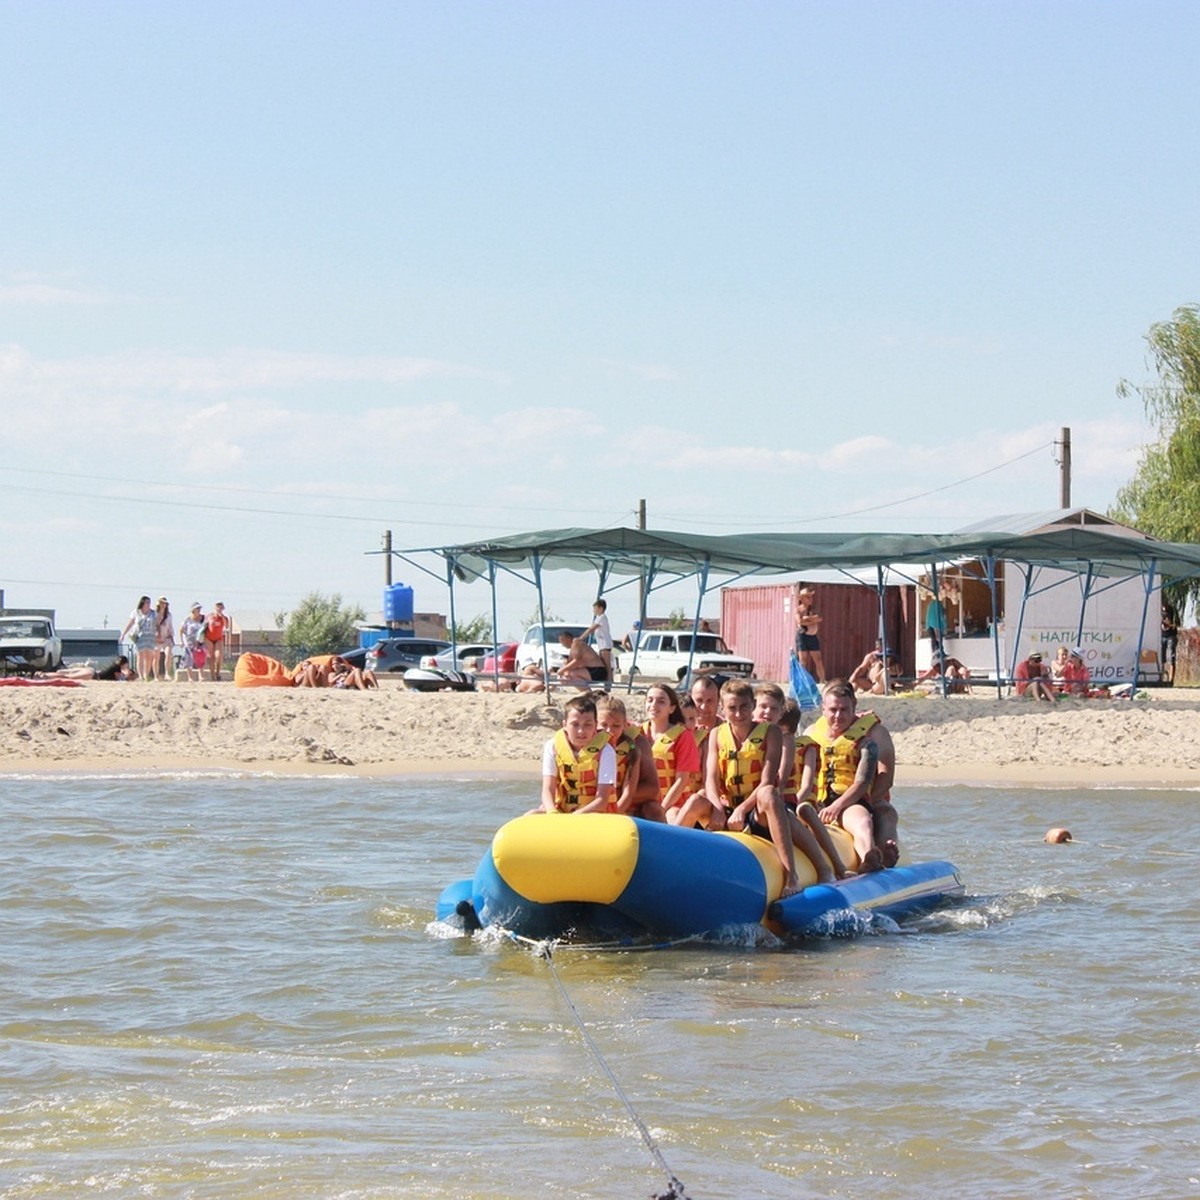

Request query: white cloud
[
  {"left": 0, "top": 281, "right": 110, "bottom": 306},
  {"left": 594, "top": 357, "right": 681, "bottom": 383}
]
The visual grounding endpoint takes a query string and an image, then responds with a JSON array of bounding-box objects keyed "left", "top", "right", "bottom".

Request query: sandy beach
[{"left": 2, "top": 678, "right": 1199, "bottom": 788}]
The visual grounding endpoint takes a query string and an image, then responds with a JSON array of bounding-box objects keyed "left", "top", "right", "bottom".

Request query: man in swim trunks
[
  {"left": 805, "top": 680, "right": 897, "bottom": 871},
  {"left": 555, "top": 629, "right": 608, "bottom": 684}
]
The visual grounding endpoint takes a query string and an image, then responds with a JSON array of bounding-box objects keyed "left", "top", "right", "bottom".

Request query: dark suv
[{"left": 365, "top": 638, "right": 451, "bottom": 674}]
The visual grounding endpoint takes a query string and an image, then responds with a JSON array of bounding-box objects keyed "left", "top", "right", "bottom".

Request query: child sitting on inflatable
[
  {"left": 757, "top": 687, "right": 852, "bottom": 882},
  {"left": 537, "top": 693, "right": 617, "bottom": 814},
  {"left": 596, "top": 694, "right": 666, "bottom": 821},
  {"left": 686, "top": 679, "right": 807, "bottom": 898}
]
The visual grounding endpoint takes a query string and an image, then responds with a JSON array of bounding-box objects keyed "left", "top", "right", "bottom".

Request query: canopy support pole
[
  {"left": 444, "top": 555, "right": 460, "bottom": 654},
  {"left": 985, "top": 554, "right": 1004, "bottom": 699},
  {"left": 928, "top": 562, "right": 947, "bottom": 698},
  {"left": 1131, "top": 559, "right": 1157, "bottom": 691},
  {"left": 685, "top": 559, "right": 713, "bottom": 685},
  {"left": 1006, "top": 563, "right": 1036, "bottom": 683},
  {"left": 875, "top": 565, "right": 891, "bottom": 694}
]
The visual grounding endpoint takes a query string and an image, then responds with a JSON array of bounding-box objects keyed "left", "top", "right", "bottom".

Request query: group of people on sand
[
  {"left": 116, "top": 596, "right": 229, "bottom": 682},
  {"left": 290, "top": 654, "right": 378, "bottom": 690},
  {"left": 538, "top": 674, "right": 899, "bottom": 895},
  {"left": 1015, "top": 645, "right": 1107, "bottom": 701}
]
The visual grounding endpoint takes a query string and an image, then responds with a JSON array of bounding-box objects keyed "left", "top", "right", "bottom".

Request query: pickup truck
[{"left": 0, "top": 614, "right": 63, "bottom": 673}]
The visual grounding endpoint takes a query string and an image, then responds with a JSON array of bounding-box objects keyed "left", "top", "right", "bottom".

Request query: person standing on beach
[
  {"left": 584, "top": 598, "right": 614, "bottom": 684},
  {"left": 177, "top": 603, "right": 206, "bottom": 682},
  {"left": 120, "top": 596, "right": 157, "bottom": 681},
  {"left": 794, "top": 586, "right": 826, "bottom": 683},
  {"left": 153, "top": 597, "right": 175, "bottom": 681},
  {"left": 203, "top": 602, "right": 230, "bottom": 681}
]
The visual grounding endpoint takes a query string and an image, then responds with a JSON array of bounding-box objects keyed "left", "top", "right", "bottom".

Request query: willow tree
[{"left": 1111, "top": 304, "right": 1200, "bottom": 611}]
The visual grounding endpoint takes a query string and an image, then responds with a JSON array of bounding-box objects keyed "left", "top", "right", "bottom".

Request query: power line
[{"left": 655, "top": 440, "right": 1056, "bottom": 528}]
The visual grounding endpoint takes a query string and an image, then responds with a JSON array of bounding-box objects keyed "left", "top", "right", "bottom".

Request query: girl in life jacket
[{"left": 598, "top": 695, "right": 667, "bottom": 821}]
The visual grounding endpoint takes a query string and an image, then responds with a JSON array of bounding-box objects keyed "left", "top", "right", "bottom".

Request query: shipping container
[{"left": 721, "top": 581, "right": 916, "bottom": 684}]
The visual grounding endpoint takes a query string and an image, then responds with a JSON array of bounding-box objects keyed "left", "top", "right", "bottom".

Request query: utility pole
[
  {"left": 1057, "top": 427, "right": 1072, "bottom": 509},
  {"left": 383, "top": 529, "right": 393, "bottom": 586}
]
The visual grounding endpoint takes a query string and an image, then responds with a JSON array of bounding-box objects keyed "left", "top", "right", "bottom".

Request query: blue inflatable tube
[{"left": 436, "top": 814, "right": 964, "bottom": 942}]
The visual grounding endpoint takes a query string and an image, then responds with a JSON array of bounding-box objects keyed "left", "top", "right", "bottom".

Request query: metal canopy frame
[{"left": 389, "top": 525, "right": 1200, "bottom": 696}]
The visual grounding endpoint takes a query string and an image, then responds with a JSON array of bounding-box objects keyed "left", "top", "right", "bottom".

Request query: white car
[
  {"left": 515, "top": 623, "right": 588, "bottom": 672},
  {"left": 418, "top": 643, "right": 494, "bottom": 671},
  {"left": 0, "top": 614, "right": 63, "bottom": 673},
  {"left": 625, "top": 631, "right": 753, "bottom": 682}
]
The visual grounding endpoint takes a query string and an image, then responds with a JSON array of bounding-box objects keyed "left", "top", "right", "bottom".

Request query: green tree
[
  {"left": 281, "top": 592, "right": 365, "bottom": 658},
  {"left": 665, "top": 607, "right": 689, "bottom": 629},
  {"left": 1111, "top": 304, "right": 1200, "bottom": 610},
  {"left": 522, "top": 605, "right": 563, "bottom": 629},
  {"left": 452, "top": 612, "right": 494, "bottom": 643}
]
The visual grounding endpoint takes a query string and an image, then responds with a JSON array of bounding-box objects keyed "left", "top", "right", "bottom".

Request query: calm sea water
[{"left": 1, "top": 771, "right": 1196, "bottom": 1199}]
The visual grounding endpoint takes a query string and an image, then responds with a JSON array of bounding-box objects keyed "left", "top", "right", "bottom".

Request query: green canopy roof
[{"left": 406, "top": 525, "right": 1200, "bottom": 585}]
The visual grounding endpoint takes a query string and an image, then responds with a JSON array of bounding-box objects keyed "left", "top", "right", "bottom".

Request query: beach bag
[
  {"left": 193, "top": 645, "right": 207, "bottom": 669},
  {"left": 789, "top": 652, "right": 822, "bottom": 711}
]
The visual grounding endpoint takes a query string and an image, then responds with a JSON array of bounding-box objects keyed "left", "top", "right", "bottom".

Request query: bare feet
[
  {"left": 881, "top": 839, "right": 899, "bottom": 868},
  {"left": 781, "top": 875, "right": 804, "bottom": 898},
  {"left": 860, "top": 847, "right": 884, "bottom": 872}
]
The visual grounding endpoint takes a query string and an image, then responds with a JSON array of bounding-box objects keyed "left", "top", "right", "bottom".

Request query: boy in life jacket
[
  {"left": 538, "top": 693, "right": 617, "bottom": 814},
  {"left": 700, "top": 679, "right": 803, "bottom": 897},
  {"left": 756, "top": 687, "right": 853, "bottom": 882},
  {"left": 597, "top": 695, "right": 667, "bottom": 821},
  {"left": 804, "top": 680, "right": 896, "bottom": 871}
]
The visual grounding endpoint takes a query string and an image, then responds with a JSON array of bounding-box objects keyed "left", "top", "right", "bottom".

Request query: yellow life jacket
[
  {"left": 642, "top": 721, "right": 687, "bottom": 793},
  {"left": 784, "top": 733, "right": 816, "bottom": 804},
  {"left": 715, "top": 721, "right": 771, "bottom": 810},
  {"left": 807, "top": 712, "right": 880, "bottom": 805},
  {"left": 610, "top": 732, "right": 638, "bottom": 793},
  {"left": 552, "top": 728, "right": 611, "bottom": 812}
]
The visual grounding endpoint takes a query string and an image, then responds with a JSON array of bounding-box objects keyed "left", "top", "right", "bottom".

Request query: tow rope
[{"left": 519, "top": 933, "right": 694, "bottom": 1200}]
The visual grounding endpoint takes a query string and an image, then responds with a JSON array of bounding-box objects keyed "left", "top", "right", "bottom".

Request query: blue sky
[{"left": 2, "top": 1, "right": 1196, "bottom": 638}]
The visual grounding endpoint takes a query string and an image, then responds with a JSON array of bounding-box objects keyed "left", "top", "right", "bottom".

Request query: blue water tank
[{"left": 383, "top": 583, "right": 414, "bottom": 630}]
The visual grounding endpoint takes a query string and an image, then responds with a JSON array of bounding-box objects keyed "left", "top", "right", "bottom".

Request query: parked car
[
  {"left": 625, "top": 631, "right": 753, "bottom": 682},
  {"left": 365, "top": 637, "right": 451, "bottom": 674},
  {"left": 419, "top": 643, "right": 494, "bottom": 671},
  {"left": 336, "top": 647, "right": 368, "bottom": 670},
  {"left": 477, "top": 642, "right": 519, "bottom": 676},
  {"left": 515, "top": 623, "right": 588, "bottom": 672},
  {"left": 0, "top": 614, "right": 63, "bottom": 673}
]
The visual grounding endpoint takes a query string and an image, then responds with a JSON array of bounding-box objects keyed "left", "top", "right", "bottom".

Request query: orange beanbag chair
[{"left": 234, "top": 652, "right": 296, "bottom": 688}]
